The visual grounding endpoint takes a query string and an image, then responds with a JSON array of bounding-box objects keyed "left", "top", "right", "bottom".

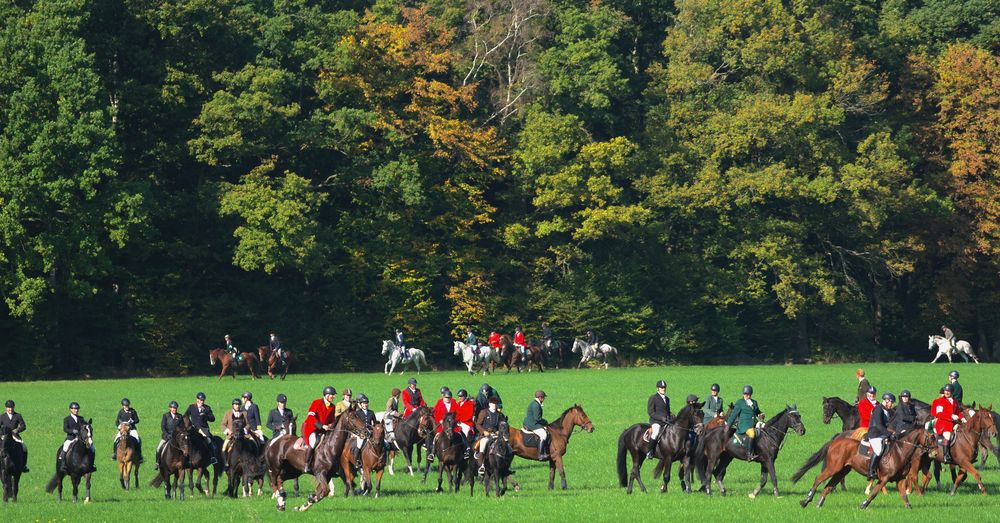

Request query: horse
[
  {"left": 453, "top": 341, "right": 496, "bottom": 375},
  {"left": 294, "top": 407, "right": 368, "bottom": 511},
  {"left": 209, "top": 348, "right": 260, "bottom": 380},
  {"left": 499, "top": 335, "right": 545, "bottom": 373},
  {"left": 977, "top": 410, "right": 1000, "bottom": 468},
  {"left": 695, "top": 405, "right": 806, "bottom": 498},
  {"left": 822, "top": 397, "right": 860, "bottom": 432},
  {"left": 917, "top": 405, "right": 996, "bottom": 495},
  {"left": 257, "top": 345, "right": 292, "bottom": 380},
  {"left": 795, "top": 424, "right": 935, "bottom": 509},
  {"left": 544, "top": 339, "right": 568, "bottom": 369},
  {"left": 386, "top": 406, "right": 434, "bottom": 475},
  {"left": 344, "top": 421, "right": 386, "bottom": 497},
  {"left": 928, "top": 335, "right": 980, "bottom": 364},
  {"left": 184, "top": 426, "right": 222, "bottom": 497},
  {"left": 422, "top": 412, "right": 466, "bottom": 492},
  {"left": 225, "top": 417, "right": 266, "bottom": 497},
  {"left": 264, "top": 418, "right": 310, "bottom": 511},
  {"left": 150, "top": 420, "right": 191, "bottom": 499},
  {"left": 480, "top": 420, "right": 514, "bottom": 497},
  {"left": 382, "top": 340, "right": 427, "bottom": 375},
  {"left": 617, "top": 402, "right": 705, "bottom": 494},
  {"left": 45, "top": 418, "right": 95, "bottom": 503},
  {"left": 571, "top": 338, "right": 618, "bottom": 369},
  {"left": 116, "top": 422, "right": 141, "bottom": 490},
  {"left": 507, "top": 404, "right": 595, "bottom": 490},
  {"left": 0, "top": 425, "right": 27, "bottom": 502}
]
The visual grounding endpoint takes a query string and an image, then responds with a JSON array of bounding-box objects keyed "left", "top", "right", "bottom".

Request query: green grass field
[{"left": 1, "top": 363, "right": 997, "bottom": 522}]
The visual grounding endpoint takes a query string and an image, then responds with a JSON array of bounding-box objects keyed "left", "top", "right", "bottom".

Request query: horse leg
[
  {"left": 859, "top": 477, "right": 889, "bottom": 509},
  {"left": 70, "top": 475, "right": 80, "bottom": 503},
  {"left": 660, "top": 458, "right": 673, "bottom": 493},
  {"left": 749, "top": 462, "right": 766, "bottom": 498},
  {"left": 633, "top": 452, "right": 647, "bottom": 494},
  {"left": 897, "top": 478, "right": 912, "bottom": 509},
  {"left": 960, "top": 352, "right": 969, "bottom": 363},
  {"left": 815, "top": 468, "right": 850, "bottom": 508}
]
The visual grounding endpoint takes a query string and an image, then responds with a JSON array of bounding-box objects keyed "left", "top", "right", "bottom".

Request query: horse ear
[
  {"left": 696, "top": 401, "right": 705, "bottom": 408},
  {"left": 87, "top": 418, "right": 93, "bottom": 424}
]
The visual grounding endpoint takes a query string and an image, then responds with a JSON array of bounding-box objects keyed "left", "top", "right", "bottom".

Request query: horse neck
[
  {"left": 761, "top": 412, "right": 791, "bottom": 446},
  {"left": 551, "top": 408, "right": 579, "bottom": 437}
]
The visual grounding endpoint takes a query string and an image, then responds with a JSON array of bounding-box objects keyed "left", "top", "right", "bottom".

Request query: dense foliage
[{"left": 2, "top": 0, "right": 999, "bottom": 378}]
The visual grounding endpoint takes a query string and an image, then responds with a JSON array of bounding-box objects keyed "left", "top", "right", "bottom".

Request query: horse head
[
  {"left": 118, "top": 422, "right": 131, "bottom": 437},
  {"left": 568, "top": 404, "right": 594, "bottom": 433},
  {"left": 821, "top": 397, "right": 833, "bottom": 424},
  {"left": 785, "top": 404, "right": 806, "bottom": 436},
  {"left": 678, "top": 402, "right": 706, "bottom": 430},
  {"left": 453, "top": 341, "right": 462, "bottom": 356},
  {"left": 382, "top": 340, "right": 393, "bottom": 356},
  {"left": 441, "top": 412, "right": 457, "bottom": 433},
  {"left": 969, "top": 405, "right": 997, "bottom": 438},
  {"left": 79, "top": 419, "right": 94, "bottom": 447},
  {"left": 173, "top": 424, "right": 191, "bottom": 457},
  {"left": 233, "top": 415, "right": 247, "bottom": 434},
  {"left": 498, "top": 420, "right": 510, "bottom": 442},
  {"left": 416, "top": 410, "right": 435, "bottom": 439},
  {"left": 571, "top": 339, "right": 582, "bottom": 353}
]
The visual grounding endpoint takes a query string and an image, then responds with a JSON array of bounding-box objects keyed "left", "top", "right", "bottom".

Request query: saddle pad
[
  {"left": 292, "top": 438, "right": 307, "bottom": 450},
  {"left": 857, "top": 444, "right": 872, "bottom": 457},
  {"left": 850, "top": 428, "right": 868, "bottom": 441},
  {"left": 520, "top": 430, "right": 540, "bottom": 447}
]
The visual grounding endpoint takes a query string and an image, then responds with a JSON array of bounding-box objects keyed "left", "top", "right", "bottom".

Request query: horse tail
[
  {"left": 150, "top": 472, "right": 164, "bottom": 487},
  {"left": 616, "top": 430, "right": 629, "bottom": 487},
  {"left": 45, "top": 472, "right": 60, "bottom": 493},
  {"left": 790, "top": 440, "right": 831, "bottom": 483}
]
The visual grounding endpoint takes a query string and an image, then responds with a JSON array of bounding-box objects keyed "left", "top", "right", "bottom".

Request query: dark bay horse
[
  {"left": 822, "top": 397, "right": 859, "bottom": 432},
  {"left": 499, "top": 336, "right": 545, "bottom": 373},
  {"left": 0, "top": 426, "right": 27, "bottom": 502},
  {"left": 422, "top": 412, "right": 466, "bottom": 492},
  {"left": 795, "top": 425, "right": 935, "bottom": 509},
  {"left": 507, "top": 404, "right": 594, "bottom": 490},
  {"left": 209, "top": 348, "right": 259, "bottom": 380},
  {"left": 480, "top": 420, "right": 514, "bottom": 497},
  {"left": 695, "top": 405, "right": 806, "bottom": 497},
  {"left": 263, "top": 418, "right": 302, "bottom": 506},
  {"left": 545, "top": 340, "right": 567, "bottom": 369},
  {"left": 617, "top": 403, "right": 705, "bottom": 494},
  {"left": 116, "top": 422, "right": 141, "bottom": 490},
  {"left": 151, "top": 420, "right": 190, "bottom": 499},
  {"left": 387, "top": 406, "right": 434, "bottom": 475},
  {"left": 185, "top": 427, "right": 222, "bottom": 496},
  {"left": 45, "top": 419, "right": 95, "bottom": 502},
  {"left": 225, "top": 417, "right": 266, "bottom": 497},
  {"left": 257, "top": 345, "right": 292, "bottom": 380}
]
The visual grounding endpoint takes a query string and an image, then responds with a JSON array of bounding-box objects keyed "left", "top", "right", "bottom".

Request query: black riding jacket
[
  {"left": 161, "top": 412, "right": 183, "bottom": 440},
  {"left": 115, "top": 408, "right": 140, "bottom": 429},
  {"left": 184, "top": 403, "right": 215, "bottom": 431},
  {"left": 0, "top": 411, "right": 26, "bottom": 434}
]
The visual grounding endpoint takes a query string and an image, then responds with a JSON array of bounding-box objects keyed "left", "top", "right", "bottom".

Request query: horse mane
[
  {"left": 553, "top": 404, "right": 582, "bottom": 425},
  {"left": 825, "top": 396, "right": 851, "bottom": 408},
  {"left": 764, "top": 406, "right": 794, "bottom": 426}
]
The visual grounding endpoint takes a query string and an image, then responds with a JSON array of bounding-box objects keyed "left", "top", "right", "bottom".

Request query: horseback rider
[
  {"left": 942, "top": 325, "right": 956, "bottom": 350},
  {"left": 429, "top": 389, "right": 459, "bottom": 462},
  {"left": 931, "top": 383, "right": 965, "bottom": 463},
  {"left": 858, "top": 386, "right": 877, "bottom": 429},
  {"left": 488, "top": 331, "right": 501, "bottom": 352},
  {"left": 513, "top": 327, "right": 527, "bottom": 362},
  {"left": 586, "top": 330, "right": 598, "bottom": 347},
  {"left": 59, "top": 402, "right": 96, "bottom": 473},
  {"left": 224, "top": 334, "right": 239, "bottom": 361},
  {"left": 302, "top": 386, "right": 337, "bottom": 473},
  {"left": 948, "top": 370, "right": 964, "bottom": 405},
  {"left": 726, "top": 385, "right": 763, "bottom": 461},
  {"left": 855, "top": 368, "right": 871, "bottom": 405},
  {"left": 474, "top": 396, "right": 506, "bottom": 476},
  {"left": 269, "top": 332, "right": 286, "bottom": 364},
  {"left": 455, "top": 389, "right": 475, "bottom": 459},
  {"left": 242, "top": 392, "right": 264, "bottom": 443},
  {"left": 474, "top": 383, "right": 503, "bottom": 419},
  {"left": 221, "top": 398, "right": 247, "bottom": 455},
  {"left": 385, "top": 388, "right": 401, "bottom": 419},
  {"left": 335, "top": 388, "right": 353, "bottom": 418},
  {"left": 646, "top": 379, "right": 672, "bottom": 459},
  {"left": 395, "top": 328, "right": 410, "bottom": 362},
  {"left": 401, "top": 378, "right": 425, "bottom": 418},
  {"left": 266, "top": 394, "right": 295, "bottom": 438},
  {"left": 705, "top": 384, "right": 723, "bottom": 422},
  {"left": 351, "top": 394, "right": 376, "bottom": 469},
  {"left": 2, "top": 400, "right": 28, "bottom": 472},
  {"left": 541, "top": 322, "right": 553, "bottom": 349},
  {"left": 524, "top": 390, "right": 549, "bottom": 461},
  {"left": 889, "top": 390, "right": 916, "bottom": 435},
  {"left": 154, "top": 401, "right": 182, "bottom": 471},
  {"left": 112, "top": 398, "right": 142, "bottom": 462},
  {"left": 184, "top": 392, "right": 219, "bottom": 464},
  {"left": 866, "top": 392, "right": 893, "bottom": 480},
  {"left": 465, "top": 328, "right": 479, "bottom": 355}
]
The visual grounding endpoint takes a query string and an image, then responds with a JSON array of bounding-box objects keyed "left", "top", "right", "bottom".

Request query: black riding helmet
[
  {"left": 439, "top": 386, "right": 450, "bottom": 396},
  {"left": 711, "top": 384, "right": 720, "bottom": 392},
  {"left": 882, "top": 392, "right": 896, "bottom": 402},
  {"left": 949, "top": 370, "right": 960, "bottom": 379},
  {"left": 168, "top": 401, "right": 179, "bottom": 409},
  {"left": 357, "top": 394, "right": 369, "bottom": 403},
  {"left": 242, "top": 391, "right": 252, "bottom": 400},
  {"left": 457, "top": 389, "right": 468, "bottom": 398},
  {"left": 276, "top": 394, "right": 287, "bottom": 403},
  {"left": 686, "top": 394, "right": 698, "bottom": 403},
  {"left": 232, "top": 398, "right": 242, "bottom": 406},
  {"left": 121, "top": 398, "right": 130, "bottom": 406},
  {"left": 323, "top": 386, "right": 336, "bottom": 396},
  {"left": 69, "top": 402, "right": 80, "bottom": 409},
  {"left": 943, "top": 383, "right": 954, "bottom": 393},
  {"left": 5, "top": 400, "right": 13, "bottom": 408},
  {"left": 442, "top": 389, "right": 453, "bottom": 399},
  {"left": 196, "top": 392, "right": 206, "bottom": 400},
  {"left": 900, "top": 390, "right": 911, "bottom": 398},
  {"left": 742, "top": 385, "right": 753, "bottom": 395}
]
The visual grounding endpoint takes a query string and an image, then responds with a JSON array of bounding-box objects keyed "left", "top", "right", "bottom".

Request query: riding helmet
[
  {"left": 481, "top": 383, "right": 491, "bottom": 393},
  {"left": 686, "top": 394, "right": 699, "bottom": 403},
  {"left": 742, "top": 385, "right": 753, "bottom": 395},
  {"left": 242, "top": 391, "right": 252, "bottom": 400},
  {"left": 882, "top": 392, "right": 896, "bottom": 402},
  {"left": 408, "top": 378, "right": 417, "bottom": 385},
  {"left": 357, "top": 394, "right": 369, "bottom": 403},
  {"left": 276, "top": 393, "right": 287, "bottom": 403},
  {"left": 342, "top": 388, "right": 353, "bottom": 397},
  {"left": 5, "top": 400, "right": 14, "bottom": 408},
  {"left": 439, "top": 386, "right": 449, "bottom": 396},
  {"left": 442, "top": 389, "right": 453, "bottom": 399},
  {"left": 943, "top": 383, "right": 954, "bottom": 393},
  {"left": 69, "top": 402, "right": 80, "bottom": 409},
  {"left": 900, "top": 390, "right": 911, "bottom": 398},
  {"left": 232, "top": 398, "right": 242, "bottom": 406},
  {"left": 121, "top": 398, "right": 130, "bottom": 406},
  {"left": 867, "top": 386, "right": 876, "bottom": 394},
  {"left": 711, "top": 384, "right": 720, "bottom": 392},
  {"left": 949, "top": 370, "right": 960, "bottom": 379},
  {"left": 169, "top": 401, "right": 179, "bottom": 409},
  {"left": 457, "top": 389, "right": 468, "bottom": 398},
  {"left": 656, "top": 380, "right": 667, "bottom": 388},
  {"left": 323, "top": 386, "right": 337, "bottom": 396},
  {"left": 535, "top": 390, "right": 546, "bottom": 399},
  {"left": 196, "top": 392, "right": 206, "bottom": 400}
]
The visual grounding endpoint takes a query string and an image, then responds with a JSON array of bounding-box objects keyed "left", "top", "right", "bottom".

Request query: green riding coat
[{"left": 726, "top": 398, "right": 761, "bottom": 435}]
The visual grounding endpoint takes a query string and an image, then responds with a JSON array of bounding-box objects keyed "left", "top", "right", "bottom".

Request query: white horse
[
  {"left": 571, "top": 338, "right": 618, "bottom": 369},
  {"left": 453, "top": 341, "right": 498, "bottom": 375},
  {"left": 382, "top": 340, "right": 427, "bottom": 374},
  {"left": 928, "top": 335, "right": 980, "bottom": 364}
]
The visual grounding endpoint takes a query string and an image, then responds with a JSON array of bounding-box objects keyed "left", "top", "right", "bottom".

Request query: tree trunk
[{"left": 796, "top": 314, "right": 809, "bottom": 362}]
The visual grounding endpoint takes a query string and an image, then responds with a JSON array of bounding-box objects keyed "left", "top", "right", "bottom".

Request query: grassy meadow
[{"left": 0, "top": 363, "right": 997, "bottom": 522}]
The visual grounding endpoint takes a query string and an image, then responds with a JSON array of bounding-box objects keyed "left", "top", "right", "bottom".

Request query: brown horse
[
  {"left": 209, "top": 348, "right": 259, "bottom": 380},
  {"left": 917, "top": 405, "right": 996, "bottom": 495},
  {"left": 150, "top": 418, "right": 191, "bottom": 500},
  {"left": 350, "top": 422, "right": 386, "bottom": 497},
  {"left": 499, "top": 336, "right": 545, "bottom": 373},
  {"left": 116, "top": 423, "right": 141, "bottom": 490},
  {"left": 795, "top": 425, "right": 935, "bottom": 509},
  {"left": 507, "top": 404, "right": 594, "bottom": 490},
  {"left": 257, "top": 346, "right": 292, "bottom": 380}
]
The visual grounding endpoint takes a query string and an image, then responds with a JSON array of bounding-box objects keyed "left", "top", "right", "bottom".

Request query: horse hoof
[
  {"left": 905, "top": 503, "right": 912, "bottom": 509},
  {"left": 859, "top": 502, "right": 868, "bottom": 510},
  {"left": 800, "top": 499, "right": 809, "bottom": 508},
  {"left": 748, "top": 493, "right": 756, "bottom": 499}
]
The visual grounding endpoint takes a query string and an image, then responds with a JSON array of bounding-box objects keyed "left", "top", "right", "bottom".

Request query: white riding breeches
[
  {"left": 308, "top": 432, "right": 319, "bottom": 448},
  {"left": 156, "top": 439, "right": 166, "bottom": 453},
  {"left": 942, "top": 431, "right": 953, "bottom": 441},
  {"left": 458, "top": 423, "right": 472, "bottom": 437},
  {"left": 650, "top": 423, "right": 663, "bottom": 440},
  {"left": 198, "top": 428, "right": 210, "bottom": 439},
  {"left": 869, "top": 437, "right": 884, "bottom": 456},
  {"left": 115, "top": 429, "right": 140, "bottom": 443},
  {"left": 531, "top": 428, "right": 547, "bottom": 441},
  {"left": 479, "top": 436, "right": 493, "bottom": 453},
  {"left": 63, "top": 440, "right": 94, "bottom": 453}
]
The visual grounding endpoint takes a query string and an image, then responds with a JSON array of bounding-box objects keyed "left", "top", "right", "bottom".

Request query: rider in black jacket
[{"left": 1, "top": 400, "right": 28, "bottom": 472}]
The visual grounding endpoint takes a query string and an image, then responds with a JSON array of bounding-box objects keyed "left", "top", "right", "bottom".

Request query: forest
[{"left": 2, "top": 0, "right": 999, "bottom": 378}]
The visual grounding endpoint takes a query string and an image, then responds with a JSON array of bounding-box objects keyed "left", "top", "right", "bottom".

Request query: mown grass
[{"left": 1, "top": 362, "right": 997, "bottom": 522}]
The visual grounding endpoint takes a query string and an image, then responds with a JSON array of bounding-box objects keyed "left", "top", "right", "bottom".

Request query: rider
[
  {"left": 221, "top": 398, "right": 246, "bottom": 455},
  {"left": 705, "top": 384, "right": 723, "bottom": 422},
  {"left": 302, "top": 386, "right": 338, "bottom": 473},
  {"left": 855, "top": 368, "right": 871, "bottom": 405},
  {"left": 931, "top": 383, "right": 965, "bottom": 463},
  {"left": 59, "top": 402, "right": 96, "bottom": 473},
  {"left": 948, "top": 370, "right": 964, "bottom": 405},
  {"left": 430, "top": 389, "right": 458, "bottom": 462},
  {"left": 488, "top": 331, "right": 502, "bottom": 353},
  {"left": 524, "top": 390, "right": 549, "bottom": 461},
  {"left": 465, "top": 328, "right": 478, "bottom": 355},
  {"left": 112, "top": 398, "right": 142, "bottom": 462},
  {"left": 586, "top": 330, "right": 598, "bottom": 347},
  {"left": 474, "top": 383, "right": 503, "bottom": 419},
  {"left": 889, "top": 390, "right": 917, "bottom": 435},
  {"left": 335, "top": 388, "right": 353, "bottom": 418},
  {"left": 1, "top": 400, "right": 28, "bottom": 472},
  {"left": 942, "top": 325, "right": 956, "bottom": 350},
  {"left": 401, "top": 378, "right": 425, "bottom": 417},
  {"left": 225, "top": 334, "right": 239, "bottom": 361},
  {"left": 385, "top": 388, "right": 401, "bottom": 419},
  {"left": 242, "top": 392, "right": 264, "bottom": 443},
  {"left": 857, "top": 386, "right": 877, "bottom": 430},
  {"left": 269, "top": 332, "right": 285, "bottom": 363},
  {"left": 455, "top": 389, "right": 475, "bottom": 459},
  {"left": 646, "top": 380, "right": 672, "bottom": 459},
  {"left": 474, "top": 396, "right": 506, "bottom": 476},
  {"left": 726, "top": 385, "right": 763, "bottom": 461},
  {"left": 541, "top": 322, "right": 553, "bottom": 349},
  {"left": 185, "top": 392, "right": 219, "bottom": 464},
  {"left": 395, "top": 328, "right": 410, "bottom": 362},
  {"left": 513, "top": 327, "right": 527, "bottom": 362},
  {"left": 866, "top": 392, "right": 893, "bottom": 480},
  {"left": 154, "top": 401, "right": 182, "bottom": 471},
  {"left": 351, "top": 394, "right": 376, "bottom": 470},
  {"left": 266, "top": 394, "right": 295, "bottom": 438}
]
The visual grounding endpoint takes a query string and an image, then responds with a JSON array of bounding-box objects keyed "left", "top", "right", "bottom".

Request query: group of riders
[
  {"left": 223, "top": 332, "right": 287, "bottom": 365},
  {"left": 455, "top": 324, "right": 599, "bottom": 361}
]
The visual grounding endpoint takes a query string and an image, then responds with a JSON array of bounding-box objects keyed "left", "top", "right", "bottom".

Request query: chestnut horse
[
  {"left": 506, "top": 404, "right": 594, "bottom": 490},
  {"left": 795, "top": 425, "right": 935, "bottom": 509},
  {"left": 499, "top": 335, "right": 545, "bottom": 373},
  {"left": 257, "top": 345, "right": 292, "bottom": 380},
  {"left": 917, "top": 405, "right": 996, "bottom": 495},
  {"left": 116, "top": 422, "right": 141, "bottom": 490},
  {"left": 340, "top": 422, "right": 386, "bottom": 497},
  {"left": 209, "top": 348, "right": 259, "bottom": 380}
]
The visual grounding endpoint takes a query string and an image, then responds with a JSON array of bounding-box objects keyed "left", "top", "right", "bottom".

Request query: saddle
[
  {"left": 642, "top": 427, "right": 653, "bottom": 442},
  {"left": 857, "top": 442, "right": 873, "bottom": 457},
  {"left": 520, "top": 428, "right": 542, "bottom": 446}
]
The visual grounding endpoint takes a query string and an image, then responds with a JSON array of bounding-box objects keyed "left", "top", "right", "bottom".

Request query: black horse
[
  {"left": 45, "top": 419, "right": 95, "bottom": 502},
  {"left": 695, "top": 405, "right": 806, "bottom": 497},
  {"left": 388, "top": 406, "right": 434, "bottom": 475},
  {"left": 423, "top": 412, "right": 466, "bottom": 492},
  {"left": 186, "top": 427, "right": 223, "bottom": 496},
  {"left": 822, "top": 397, "right": 859, "bottom": 432},
  {"left": 151, "top": 420, "right": 191, "bottom": 499},
  {"left": 225, "top": 417, "right": 265, "bottom": 497},
  {"left": 478, "top": 420, "right": 513, "bottom": 497},
  {"left": 0, "top": 426, "right": 27, "bottom": 502},
  {"left": 545, "top": 340, "right": 568, "bottom": 369},
  {"left": 617, "top": 402, "right": 705, "bottom": 494}
]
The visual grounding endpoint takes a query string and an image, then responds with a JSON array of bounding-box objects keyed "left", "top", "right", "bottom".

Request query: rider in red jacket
[
  {"left": 857, "top": 386, "right": 876, "bottom": 429},
  {"left": 931, "top": 383, "right": 965, "bottom": 463},
  {"left": 302, "top": 386, "right": 337, "bottom": 472},
  {"left": 401, "top": 378, "right": 425, "bottom": 417},
  {"left": 488, "top": 331, "right": 501, "bottom": 349}
]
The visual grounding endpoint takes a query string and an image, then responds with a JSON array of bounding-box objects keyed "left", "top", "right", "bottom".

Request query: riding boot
[
  {"left": 477, "top": 449, "right": 486, "bottom": 475},
  {"left": 426, "top": 435, "right": 436, "bottom": 462},
  {"left": 112, "top": 440, "right": 118, "bottom": 460},
  {"left": 207, "top": 437, "right": 219, "bottom": 465},
  {"left": 22, "top": 445, "right": 29, "bottom": 473},
  {"left": 137, "top": 440, "right": 144, "bottom": 463},
  {"left": 943, "top": 442, "right": 953, "bottom": 464},
  {"left": 57, "top": 449, "right": 65, "bottom": 472},
  {"left": 867, "top": 454, "right": 879, "bottom": 480},
  {"left": 353, "top": 445, "right": 362, "bottom": 470},
  {"left": 303, "top": 447, "right": 313, "bottom": 473},
  {"left": 537, "top": 440, "right": 548, "bottom": 461},
  {"left": 745, "top": 436, "right": 757, "bottom": 461},
  {"left": 646, "top": 437, "right": 657, "bottom": 459}
]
